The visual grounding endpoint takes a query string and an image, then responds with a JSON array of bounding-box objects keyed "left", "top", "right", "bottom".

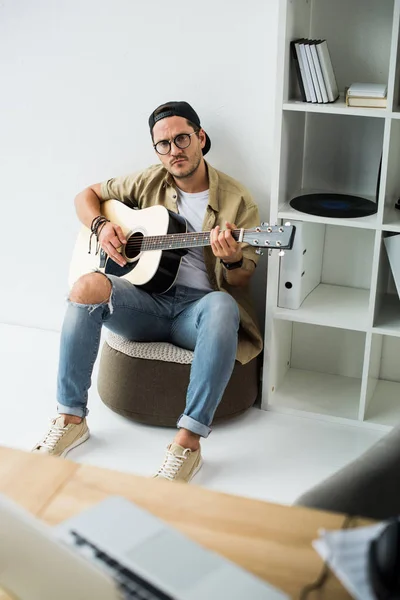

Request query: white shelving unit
[{"left": 262, "top": 0, "right": 400, "bottom": 431}]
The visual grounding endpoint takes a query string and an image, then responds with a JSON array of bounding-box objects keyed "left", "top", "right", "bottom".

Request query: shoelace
[
  {"left": 40, "top": 420, "right": 68, "bottom": 450},
  {"left": 156, "top": 447, "right": 191, "bottom": 480}
]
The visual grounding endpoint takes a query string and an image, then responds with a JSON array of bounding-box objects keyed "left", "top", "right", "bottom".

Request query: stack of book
[
  {"left": 291, "top": 38, "right": 339, "bottom": 103},
  {"left": 345, "top": 83, "right": 387, "bottom": 108}
]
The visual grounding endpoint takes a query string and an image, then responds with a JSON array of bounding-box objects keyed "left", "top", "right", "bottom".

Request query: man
[{"left": 33, "top": 101, "right": 263, "bottom": 482}]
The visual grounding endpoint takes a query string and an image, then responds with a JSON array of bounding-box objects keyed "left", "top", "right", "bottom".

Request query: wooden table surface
[{"left": 0, "top": 446, "right": 361, "bottom": 599}]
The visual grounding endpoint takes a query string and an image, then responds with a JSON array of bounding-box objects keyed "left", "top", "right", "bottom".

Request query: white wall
[{"left": 0, "top": 0, "right": 279, "bottom": 332}]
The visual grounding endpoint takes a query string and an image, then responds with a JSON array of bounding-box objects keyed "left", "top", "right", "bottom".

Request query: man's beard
[{"left": 169, "top": 153, "right": 202, "bottom": 179}]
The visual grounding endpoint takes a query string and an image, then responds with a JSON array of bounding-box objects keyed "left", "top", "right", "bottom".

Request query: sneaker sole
[
  {"left": 187, "top": 456, "right": 203, "bottom": 483},
  {"left": 60, "top": 428, "right": 90, "bottom": 458}
]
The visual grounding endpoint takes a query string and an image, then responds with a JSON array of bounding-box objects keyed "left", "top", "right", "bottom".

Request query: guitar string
[
  {"left": 119, "top": 229, "right": 280, "bottom": 250},
  {"left": 125, "top": 230, "right": 241, "bottom": 244},
  {"left": 124, "top": 239, "right": 256, "bottom": 250},
  {"left": 124, "top": 232, "right": 240, "bottom": 250},
  {"left": 121, "top": 240, "right": 282, "bottom": 251},
  {"left": 123, "top": 240, "right": 281, "bottom": 250}
]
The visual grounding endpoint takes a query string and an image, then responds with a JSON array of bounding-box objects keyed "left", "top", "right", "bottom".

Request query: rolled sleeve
[
  {"left": 237, "top": 199, "right": 261, "bottom": 268},
  {"left": 100, "top": 172, "right": 142, "bottom": 206}
]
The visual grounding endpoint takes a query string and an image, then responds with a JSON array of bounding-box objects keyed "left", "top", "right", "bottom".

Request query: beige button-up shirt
[{"left": 100, "top": 162, "right": 263, "bottom": 364}]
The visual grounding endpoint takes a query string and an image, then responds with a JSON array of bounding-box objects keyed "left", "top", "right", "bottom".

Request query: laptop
[{"left": 0, "top": 494, "right": 289, "bottom": 600}]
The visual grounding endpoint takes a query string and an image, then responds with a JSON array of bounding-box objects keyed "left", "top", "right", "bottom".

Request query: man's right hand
[{"left": 98, "top": 222, "right": 127, "bottom": 267}]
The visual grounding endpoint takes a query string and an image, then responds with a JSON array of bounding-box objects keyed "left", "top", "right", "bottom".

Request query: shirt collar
[{"left": 162, "top": 161, "right": 219, "bottom": 212}]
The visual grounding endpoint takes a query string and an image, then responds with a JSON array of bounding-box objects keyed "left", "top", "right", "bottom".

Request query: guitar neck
[{"left": 139, "top": 230, "right": 243, "bottom": 252}]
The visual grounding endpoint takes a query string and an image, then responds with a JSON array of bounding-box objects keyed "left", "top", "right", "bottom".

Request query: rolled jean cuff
[
  {"left": 57, "top": 403, "right": 89, "bottom": 418},
  {"left": 177, "top": 414, "right": 211, "bottom": 438}
]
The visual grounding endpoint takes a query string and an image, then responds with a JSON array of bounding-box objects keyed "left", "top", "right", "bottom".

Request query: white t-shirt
[{"left": 174, "top": 188, "right": 214, "bottom": 292}]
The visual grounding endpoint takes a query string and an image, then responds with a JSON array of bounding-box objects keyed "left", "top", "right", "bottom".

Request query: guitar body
[{"left": 69, "top": 202, "right": 187, "bottom": 294}]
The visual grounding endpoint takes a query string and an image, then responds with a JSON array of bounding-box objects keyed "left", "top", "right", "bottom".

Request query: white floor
[{"left": 0, "top": 323, "right": 385, "bottom": 506}]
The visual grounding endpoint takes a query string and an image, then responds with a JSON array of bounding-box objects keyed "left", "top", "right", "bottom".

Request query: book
[
  {"left": 290, "top": 40, "right": 308, "bottom": 102},
  {"left": 304, "top": 41, "right": 323, "bottom": 103},
  {"left": 347, "top": 82, "right": 387, "bottom": 98},
  {"left": 316, "top": 40, "right": 339, "bottom": 102},
  {"left": 310, "top": 41, "right": 328, "bottom": 103},
  {"left": 291, "top": 37, "right": 338, "bottom": 103},
  {"left": 346, "top": 95, "right": 387, "bottom": 108},
  {"left": 298, "top": 41, "right": 317, "bottom": 102}
]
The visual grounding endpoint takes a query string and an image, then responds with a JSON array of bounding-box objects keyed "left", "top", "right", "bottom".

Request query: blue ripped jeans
[{"left": 57, "top": 276, "right": 240, "bottom": 438}]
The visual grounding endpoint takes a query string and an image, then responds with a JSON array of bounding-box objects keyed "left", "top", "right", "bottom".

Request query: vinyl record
[{"left": 289, "top": 193, "right": 377, "bottom": 218}]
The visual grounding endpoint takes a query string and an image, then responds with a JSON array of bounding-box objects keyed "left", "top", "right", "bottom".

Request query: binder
[
  {"left": 316, "top": 40, "right": 339, "bottom": 102},
  {"left": 304, "top": 41, "right": 323, "bottom": 103},
  {"left": 290, "top": 37, "right": 339, "bottom": 104},
  {"left": 290, "top": 39, "right": 310, "bottom": 102},
  {"left": 310, "top": 41, "right": 328, "bottom": 103},
  {"left": 278, "top": 221, "right": 325, "bottom": 309},
  {"left": 298, "top": 42, "right": 317, "bottom": 103}
]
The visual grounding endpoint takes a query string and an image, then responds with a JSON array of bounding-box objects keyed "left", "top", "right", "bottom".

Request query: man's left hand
[{"left": 211, "top": 221, "right": 243, "bottom": 264}]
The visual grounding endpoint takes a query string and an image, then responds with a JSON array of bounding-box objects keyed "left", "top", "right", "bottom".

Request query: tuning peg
[
  {"left": 284, "top": 221, "right": 291, "bottom": 227},
  {"left": 255, "top": 249, "right": 264, "bottom": 255},
  {"left": 261, "top": 222, "right": 269, "bottom": 227},
  {"left": 279, "top": 250, "right": 285, "bottom": 257}
]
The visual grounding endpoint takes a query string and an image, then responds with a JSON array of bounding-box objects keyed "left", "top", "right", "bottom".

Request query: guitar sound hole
[{"left": 125, "top": 232, "right": 143, "bottom": 260}]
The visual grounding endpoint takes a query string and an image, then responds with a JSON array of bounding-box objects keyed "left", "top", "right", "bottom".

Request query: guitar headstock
[{"left": 243, "top": 222, "right": 296, "bottom": 255}]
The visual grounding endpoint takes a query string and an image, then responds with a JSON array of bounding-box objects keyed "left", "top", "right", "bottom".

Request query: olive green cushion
[{"left": 97, "top": 339, "right": 259, "bottom": 427}]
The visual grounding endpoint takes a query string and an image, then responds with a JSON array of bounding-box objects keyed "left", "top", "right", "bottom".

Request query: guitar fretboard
[{"left": 131, "top": 230, "right": 242, "bottom": 252}]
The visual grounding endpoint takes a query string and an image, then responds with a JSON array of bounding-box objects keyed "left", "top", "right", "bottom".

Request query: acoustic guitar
[{"left": 69, "top": 201, "right": 295, "bottom": 294}]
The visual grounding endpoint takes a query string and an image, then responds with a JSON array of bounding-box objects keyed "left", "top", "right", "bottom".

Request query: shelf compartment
[
  {"left": 278, "top": 112, "right": 383, "bottom": 217},
  {"left": 373, "top": 231, "right": 400, "bottom": 334},
  {"left": 275, "top": 222, "right": 375, "bottom": 330},
  {"left": 364, "top": 381, "right": 400, "bottom": 428},
  {"left": 275, "top": 284, "right": 370, "bottom": 331},
  {"left": 363, "top": 334, "right": 400, "bottom": 428},
  {"left": 270, "top": 368, "right": 361, "bottom": 422},
  {"left": 390, "top": 1, "right": 400, "bottom": 111},
  {"left": 284, "top": 0, "right": 394, "bottom": 105},
  {"left": 382, "top": 119, "right": 400, "bottom": 228},
  {"left": 267, "top": 320, "right": 365, "bottom": 422},
  {"left": 381, "top": 206, "right": 400, "bottom": 232},
  {"left": 373, "top": 294, "right": 400, "bottom": 336}
]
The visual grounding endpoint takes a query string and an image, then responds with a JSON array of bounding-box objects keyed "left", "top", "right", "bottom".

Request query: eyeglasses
[{"left": 153, "top": 131, "right": 198, "bottom": 155}]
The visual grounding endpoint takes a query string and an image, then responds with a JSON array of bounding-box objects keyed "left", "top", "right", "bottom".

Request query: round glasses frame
[{"left": 153, "top": 131, "right": 199, "bottom": 155}]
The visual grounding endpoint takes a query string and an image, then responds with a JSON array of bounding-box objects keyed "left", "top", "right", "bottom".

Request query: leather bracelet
[
  {"left": 220, "top": 257, "right": 243, "bottom": 270},
  {"left": 90, "top": 215, "right": 109, "bottom": 233}
]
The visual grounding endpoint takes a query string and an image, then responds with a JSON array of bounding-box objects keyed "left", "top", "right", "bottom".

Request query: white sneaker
[
  {"left": 153, "top": 443, "right": 203, "bottom": 483},
  {"left": 32, "top": 416, "right": 90, "bottom": 458}
]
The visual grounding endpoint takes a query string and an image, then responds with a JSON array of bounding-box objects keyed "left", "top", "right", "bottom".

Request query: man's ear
[{"left": 198, "top": 128, "right": 206, "bottom": 150}]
